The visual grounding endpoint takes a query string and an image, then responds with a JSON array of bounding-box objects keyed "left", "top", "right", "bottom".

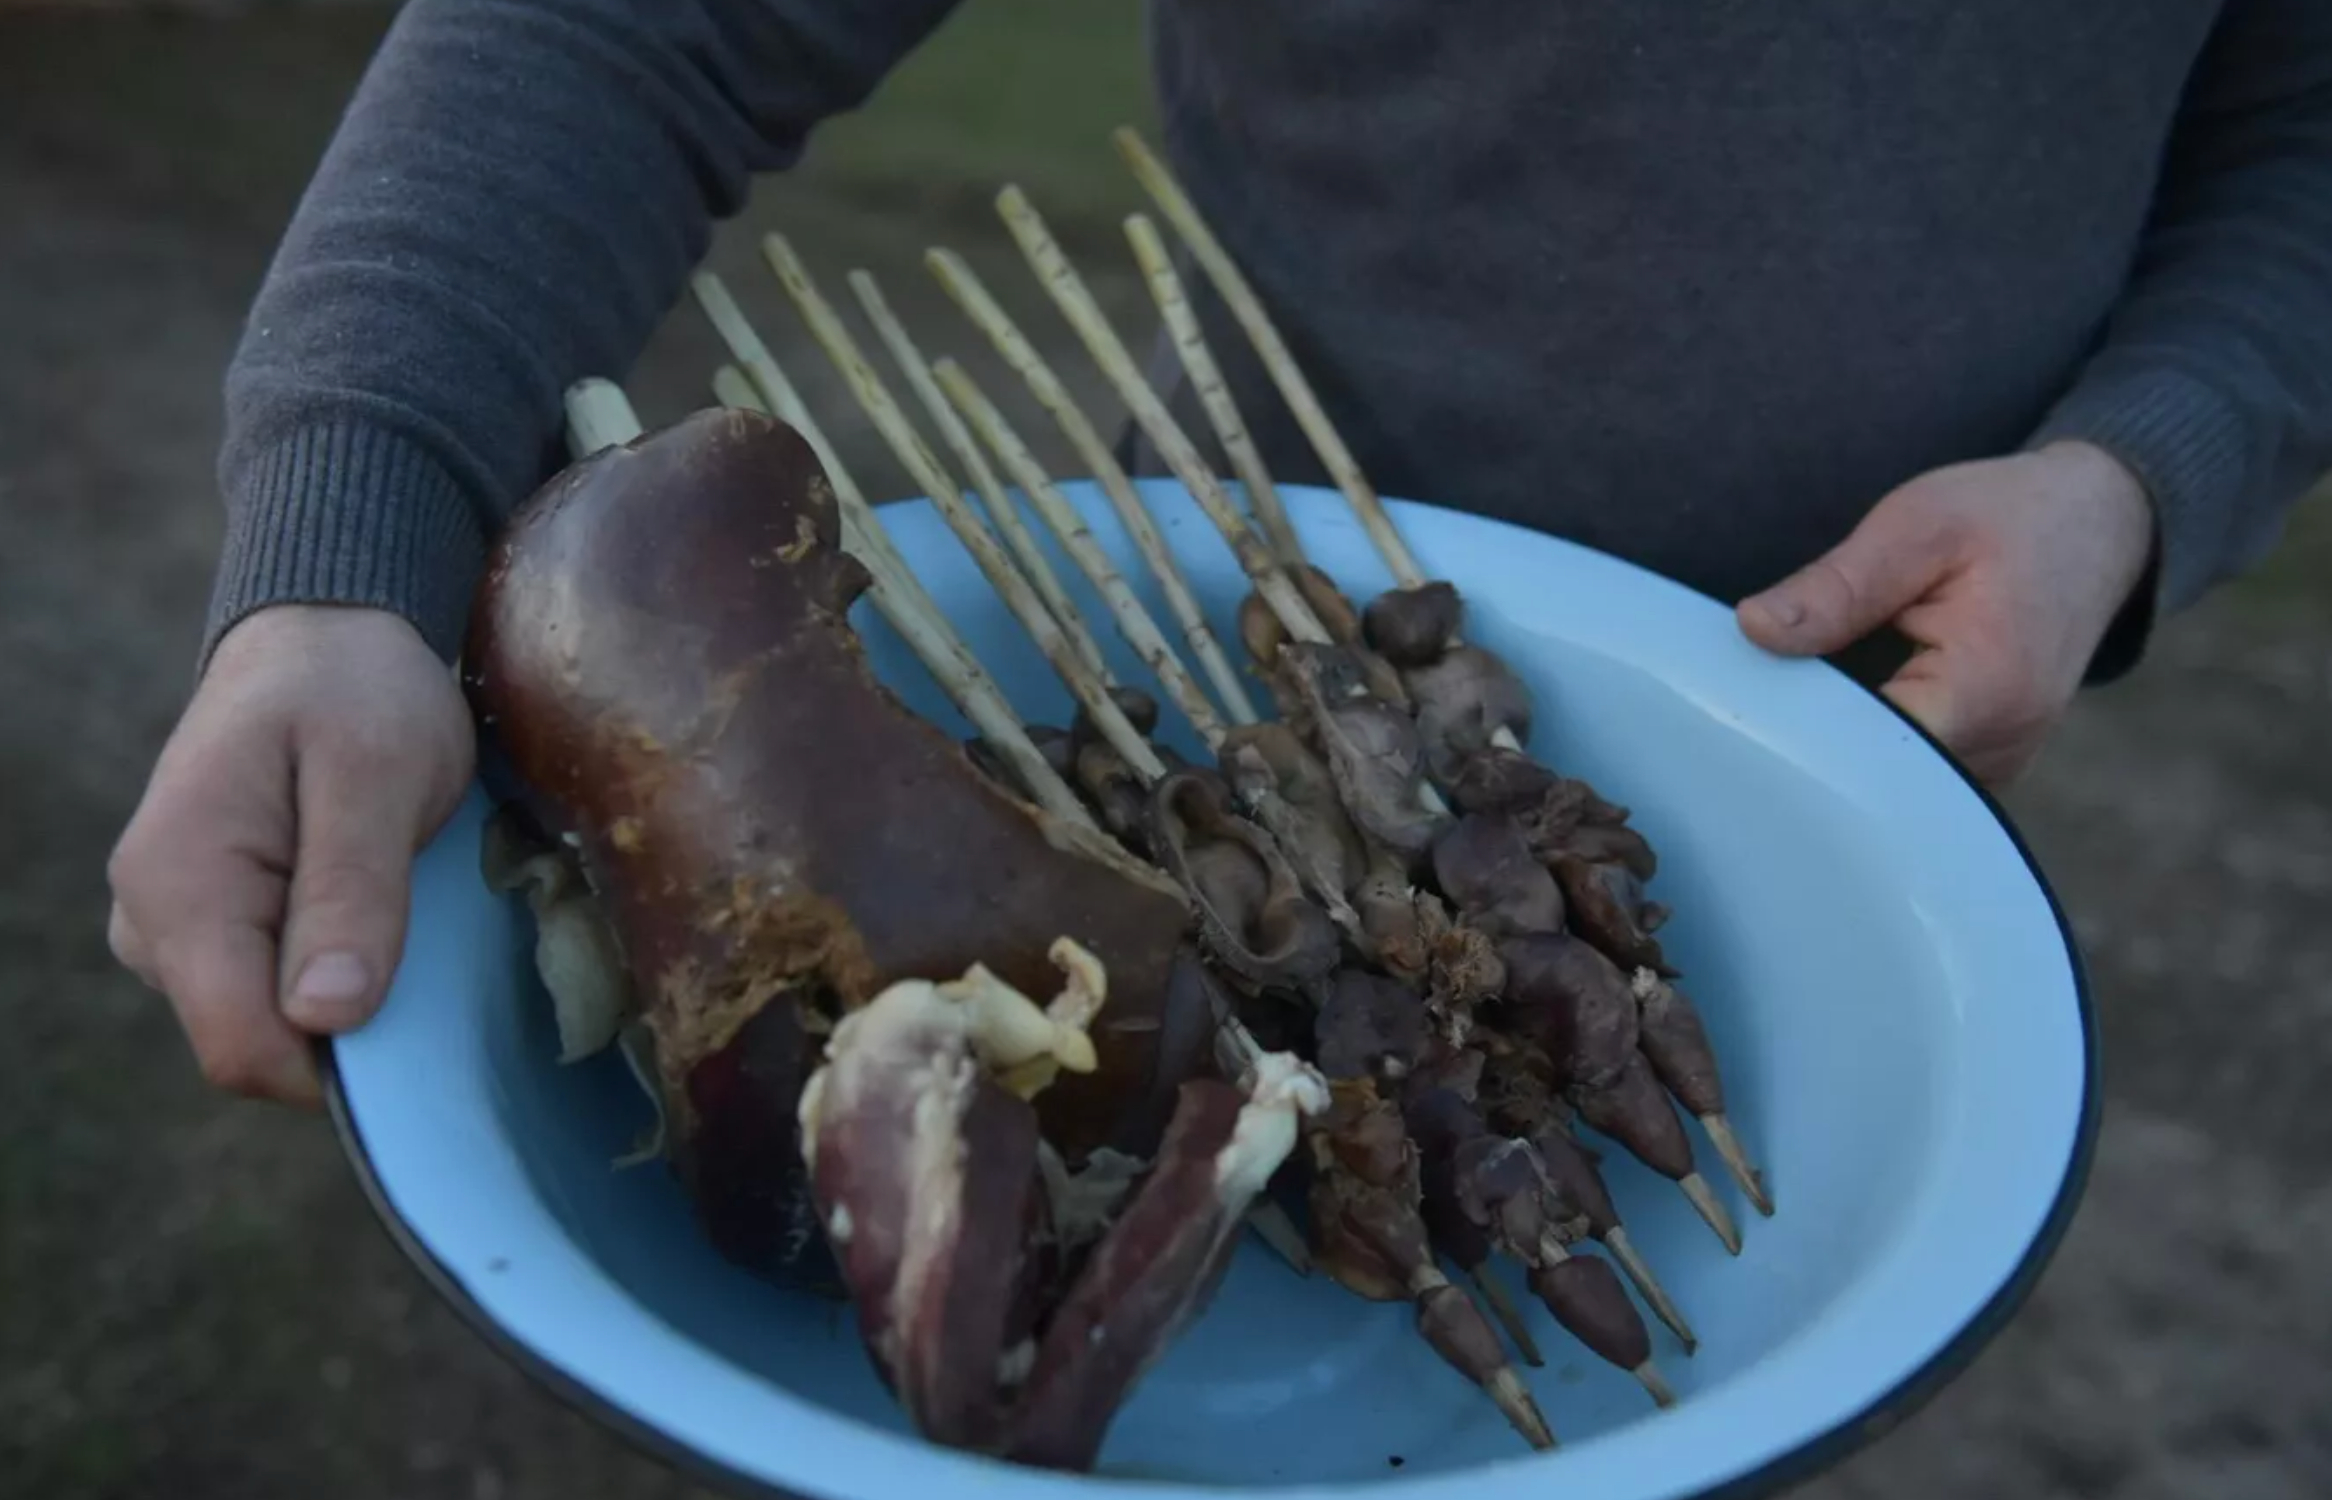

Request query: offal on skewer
[
  {"left": 1405, "top": 1081, "right": 1676, "bottom": 1408},
  {"left": 1449, "top": 750, "right": 1771, "bottom": 1217},
  {"left": 1313, "top": 968, "right": 1677, "bottom": 1406},
  {"left": 934, "top": 182, "right": 1711, "bottom": 1358},
  {"left": 767, "top": 266, "right": 1591, "bottom": 1360},
  {"left": 1111, "top": 127, "right": 1772, "bottom": 1224},
  {"left": 1475, "top": 1039, "right": 1699, "bottom": 1351},
  {"left": 1430, "top": 807, "right": 1741, "bottom": 1254},
  {"left": 1305, "top": 1073, "right": 1557, "bottom": 1449}
]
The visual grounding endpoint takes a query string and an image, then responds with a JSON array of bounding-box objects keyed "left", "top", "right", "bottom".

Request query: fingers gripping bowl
[{"left": 322, "top": 133, "right": 2093, "bottom": 1500}]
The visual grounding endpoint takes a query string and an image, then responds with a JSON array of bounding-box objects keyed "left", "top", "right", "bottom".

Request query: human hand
[
  {"left": 1734, "top": 440, "right": 2157, "bottom": 788},
  {"left": 107, "top": 605, "right": 475, "bottom": 1108}
]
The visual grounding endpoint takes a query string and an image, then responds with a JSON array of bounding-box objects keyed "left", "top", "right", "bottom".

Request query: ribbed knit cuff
[
  {"left": 2024, "top": 363, "right": 2249, "bottom": 684},
  {"left": 202, "top": 421, "right": 490, "bottom": 676}
]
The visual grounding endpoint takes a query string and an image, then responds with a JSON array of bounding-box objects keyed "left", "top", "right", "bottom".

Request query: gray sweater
[{"left": 209, "top": 0, "right": 2332, "bottom": 682}]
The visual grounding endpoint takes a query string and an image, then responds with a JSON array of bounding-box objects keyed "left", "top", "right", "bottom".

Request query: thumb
[
  {"left": 1738, "top": 491, "right": 1960, "bottom": 658},
  {"left": 277, "top": 739, "right": 443, "bottom": 1035}
]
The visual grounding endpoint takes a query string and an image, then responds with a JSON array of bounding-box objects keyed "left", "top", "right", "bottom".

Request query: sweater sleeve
[
  {"left": 204, "top": 0, "right": 965, "bottom": 669},
  {"left": 2028, "top": 0, "right": 2332, "bottom": 681}
]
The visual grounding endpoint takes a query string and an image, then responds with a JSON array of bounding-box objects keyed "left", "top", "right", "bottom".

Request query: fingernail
[
  {"left": 288, "top": 951, "right": 372, "bottom": 1029},
  {"left": 1756, "top": 595, "right": 1807, "bottom": 629}
]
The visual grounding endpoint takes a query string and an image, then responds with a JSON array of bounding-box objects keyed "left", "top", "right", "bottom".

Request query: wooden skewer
[
  {"left": 1680, "top": 1173, "right": 1743, "bottom": 1256},
  {"left": 757, "top": 232, "right": 1166, "bottom": 785},
  {"left": 709, "top": 364, "right": 764, "bottom": 416},
  {"left": 683, "top": 279, "right": 1098, "bottom": 833},
  {"left": 1112, "top": 127, "right": 1426, "bottom": 592},
  {"left": 1110, "top": 141, "right": 1777, "bottom": 1261},
  {"left": 932, "top": 356, "right": 1229, "bottom": 750},
  {"left": 1122, "top": 212, "right": 1305, "bottom": 568},
  {"left": 564, "top": 377, "right": 645, "bottom": 457},
  {"left": 1109, "top": 133, "right": 1517, "bottom": 762},
  {"left": 1602, "top": 1225, "right": 1696, "bottom": 1354},
  {"left": 989, "top": 185, "right": 1451, "bottom": 819},
  {"left": 844, "top": 267, "right": 1117, "bottom": 691},
  {"left": 922, "top": 246, "right": 1260, "bottom": 727},
  {"left": 1700, "top": 1113, "right": 1774, "bottom": 1218},
  {"left": 690, "top": 272, "right": 845, "bottom": 476},
  {"left": 1535, "top": 1238, "right": 1675, "bottom": 1408},
  {"left": 991, "top": 186, "right": 1334, "bottom": 654}
]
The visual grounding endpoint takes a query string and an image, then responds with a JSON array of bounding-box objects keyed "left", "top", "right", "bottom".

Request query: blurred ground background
[{"left": 3, "top": 3, "right": 2329, "bottom": 1498}]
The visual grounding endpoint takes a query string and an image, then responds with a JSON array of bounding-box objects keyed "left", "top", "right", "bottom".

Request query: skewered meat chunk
[
  {"left": 1551, "top": 852, "right": 1672, "bottom": 974},
  {"left": 1433, "top": 812, "right": 1567, "bottom": 940},
  {"left": 1447, "top": 748, "right": 1659, "bottom": 882},
  {"left": 1478, "top": 1045, "right": 1698, "bottom": 1350},
  {"left": 1633, "top": 973, "right": 1773, "bottom": 1217},
  {"left": 1240, "top": 566, "right": 1410, "bottom": 709},
  {"left": 1350, "top": 857, "right": 1505, "bottom": 1040},
  {"left": 1405, "top": 646, "right": 1534, "bottom": 785},
  {"left": 1361, "top": 581, "right": 1464, "bottom": 668},
  {"left": 1314, "top": 967, "right": 1435, "bottom": 1083},
  {"left": 1305, "top": 1078, "right": 1554, "bottom": 1449},
  {"left": 1217, "top": 722, "right": 1371, "bottom": 914},
  {"left": 1403, "top": 1083, "right": 1673, "bottom": 1405},
  {"left": 1498, "top": 932, "right": 1642, "bottom": 1090},
  {"left": 1496, "top": 940, "right": 1741, "bottom": 1253},
  {"left": 1280, "top": 642, "right": 1450, "bottom": 864},
  {"left": 1149, "top": 767, "right": 1344, "bottom": 994}
]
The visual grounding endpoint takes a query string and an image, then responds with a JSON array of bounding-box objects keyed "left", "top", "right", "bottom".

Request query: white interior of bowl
[{"left": 333, "top": 479, "right": 2086, "bottom": 1500}]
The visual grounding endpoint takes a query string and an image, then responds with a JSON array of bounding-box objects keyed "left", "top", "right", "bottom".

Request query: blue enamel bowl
[{"left": 324, "top": 478, "right": 2094, "bottom": 1500}]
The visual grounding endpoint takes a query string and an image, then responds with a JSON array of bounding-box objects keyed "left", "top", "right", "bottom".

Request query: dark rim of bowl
[{"left": 318, "top": 694, "right": 2099, "bottom": 1500}]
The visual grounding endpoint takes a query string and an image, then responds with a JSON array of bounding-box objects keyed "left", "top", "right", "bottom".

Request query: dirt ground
[{"left": 4, "top": 7, "right": 2329, "bottom": 1499}]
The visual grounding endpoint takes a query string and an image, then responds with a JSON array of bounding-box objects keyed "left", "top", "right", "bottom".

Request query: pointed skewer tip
[
  {"left": 1486, "top": 1367, "right": 1558, "bottom": 1451},
  {"left": 1680, "top": 1172, "right": 1743, "bottom": 1256},
  {"left": 1701, "top": 1112, "right": 1774, "bottom": 1217},
  {"left": 1602, "top": 1227, "right": 1697, "bottom": 1354}
]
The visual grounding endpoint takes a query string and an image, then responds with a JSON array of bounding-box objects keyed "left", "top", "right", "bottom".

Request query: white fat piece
[
  {"left": 799, "top": 947, "right": 1106, "bottom": 1164},
  {"left": 480, "top": 817, "right": 634, "bottom": 1065},
  {"left": 532, "top": 889, "right": 635, "bottom": 1063},
  {"left": 1212, "top": 1051, "right": 1331, "bottom": 1204}
]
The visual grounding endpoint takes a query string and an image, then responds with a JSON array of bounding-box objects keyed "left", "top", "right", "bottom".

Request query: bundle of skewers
[{"left": 461, "top": 128, "right": 1772, "bottom": 1474}]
